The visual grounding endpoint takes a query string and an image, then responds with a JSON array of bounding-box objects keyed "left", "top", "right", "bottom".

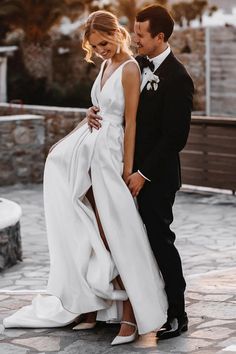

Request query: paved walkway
[{"left": 0, "top": 184, "right": 236, "bottom": 353}]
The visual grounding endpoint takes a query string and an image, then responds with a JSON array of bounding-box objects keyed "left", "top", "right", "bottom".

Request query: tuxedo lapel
[
  {"left": 154, "top": 51, "right": 175, "bottom": 76},
  {"left": 140, "top": 51, "right": 175, "bottom": 94}
]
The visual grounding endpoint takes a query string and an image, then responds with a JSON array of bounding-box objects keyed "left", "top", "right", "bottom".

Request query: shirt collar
[{"left": 147, "top": 45, "right": 171, "bottom": 71}]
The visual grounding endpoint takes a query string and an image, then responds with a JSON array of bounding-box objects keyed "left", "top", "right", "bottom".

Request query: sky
[
  {"left": 192, "top": 6, "right": 236, "bottom": 27},
  {"left": 59, "top": 0, "right": 236, "bottom": 35}
]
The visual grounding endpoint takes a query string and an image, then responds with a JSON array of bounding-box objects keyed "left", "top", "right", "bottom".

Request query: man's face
[{"left": 133, "top": 20, "right": 162, "bottom": 58}]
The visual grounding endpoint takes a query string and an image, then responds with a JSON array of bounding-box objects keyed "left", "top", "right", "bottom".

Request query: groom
[{"left": 87, "top": 5, "right": 194, "bottom": 340}]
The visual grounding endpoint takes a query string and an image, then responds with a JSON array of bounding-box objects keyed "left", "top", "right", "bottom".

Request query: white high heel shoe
[
  {"left": 72, "top": 322, "right": 96, "bottom": 330},
  {"left": 111, "top": 321, "right": 138, "bottom": 346}
]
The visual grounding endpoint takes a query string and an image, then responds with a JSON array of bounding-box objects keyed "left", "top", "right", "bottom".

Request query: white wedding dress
[{"left": 4, "top": 59, "right": 167, "bottom": 334}]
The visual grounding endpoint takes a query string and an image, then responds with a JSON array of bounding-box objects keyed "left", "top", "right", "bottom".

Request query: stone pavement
[{"left": 0, "top": 184, "right": 236, "bottom": 353}]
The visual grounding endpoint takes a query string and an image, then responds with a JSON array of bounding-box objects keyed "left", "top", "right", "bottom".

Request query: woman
[{"left": 4, "top": 11, "right": 167, "bottom": 345}]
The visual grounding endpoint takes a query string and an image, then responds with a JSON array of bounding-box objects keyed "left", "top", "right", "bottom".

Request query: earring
[{"left": 116, "top": 44, "right": 121, "bottom": 54}]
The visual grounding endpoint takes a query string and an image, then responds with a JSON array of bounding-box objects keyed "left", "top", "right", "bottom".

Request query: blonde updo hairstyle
[{"left": 82, "top": 10, "right": 132, "bottom": 62}]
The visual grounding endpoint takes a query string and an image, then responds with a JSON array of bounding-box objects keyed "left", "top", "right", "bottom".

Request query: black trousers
[{"left": 137, "top": 182, "right": 186, "bottom": 319}]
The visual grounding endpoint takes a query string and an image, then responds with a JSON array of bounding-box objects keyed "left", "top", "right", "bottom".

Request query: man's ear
[{"left": 156, "top": 32, "right": 165, "bottom": 42}]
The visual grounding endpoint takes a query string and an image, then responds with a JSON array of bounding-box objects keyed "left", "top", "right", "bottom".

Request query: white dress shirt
[
  {"left": 138, "top": 46, "right": 171, "bottom": 182},
  {"left": 140, "top": 45, "right": 171, "bottom": 91}
]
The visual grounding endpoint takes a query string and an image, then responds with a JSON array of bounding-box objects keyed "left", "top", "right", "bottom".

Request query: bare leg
[
  {"left": 84, "top": 188, "right": 136, "bottom": 335},
  {"left": 86, "top": 187, "right": 109, "bottom": 249},
  {"left": 116, "top": 276, "right": 136, "bottom": 336},
  {"left": 76, "top": 187, "right": 109, "bottom": 324}
]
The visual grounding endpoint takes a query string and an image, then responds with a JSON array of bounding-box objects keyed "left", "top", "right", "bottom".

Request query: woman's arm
[{"left": 122, "top": 62, "right": 141, "bottom": 183}]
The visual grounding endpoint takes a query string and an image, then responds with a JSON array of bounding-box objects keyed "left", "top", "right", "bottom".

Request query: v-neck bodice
[{"left": 91, "top": 59, "right": 138, "bottom": 125}]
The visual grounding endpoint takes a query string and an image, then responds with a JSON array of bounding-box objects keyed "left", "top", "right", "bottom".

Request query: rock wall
[
  {"left": 0, "top": 114, "right": 45, "bottom": 185},
  {"left": 0, "top": 104, "right": 86, "bottom": 185},
  {"left": 0, "top": 221, "right": 22, "bottom": 271},
  {"left": 0, "top": 104, "right": 86, "bottom": 154},
  {"left": 209, "top": 27, "right": 236, "bottom": 116},
  {"left": 170, "top": 28, "right": 206, "bottom": 113}
]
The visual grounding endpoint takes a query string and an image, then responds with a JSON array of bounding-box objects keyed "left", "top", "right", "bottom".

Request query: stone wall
[
  {"left": 209, "top": 27, "right": 236, "bottom": 116},
  {"left": 0, "top": 221, "right": 22, "bottom": 271},
  {"left": 0, "top": 104, "right": 86, "bottom": 185},
  {"left": 170, "top": 28, "right": 206, "bottom": 113},
  {"left": 0, "top": 197, "right": 22, "bottom": 271},
  {"left": 0, "top": 103, "right": 86, "bottom": 154},
  {"left": 0, "top": 114, "right": 45, "bottom": 185}
]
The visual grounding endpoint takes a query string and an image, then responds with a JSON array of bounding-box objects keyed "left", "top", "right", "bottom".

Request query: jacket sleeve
[{"left": 139, "top": 72, "right": 194, "bottom": 180}]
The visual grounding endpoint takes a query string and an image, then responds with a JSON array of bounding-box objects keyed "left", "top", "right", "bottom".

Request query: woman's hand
[{"left": 86, "top": 106, "right": 102, "bottom": 131}]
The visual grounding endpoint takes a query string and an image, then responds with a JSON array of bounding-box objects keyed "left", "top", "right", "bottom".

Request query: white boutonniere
[{"left": 146, "top": 73, "right": 160, "bottom": 91}]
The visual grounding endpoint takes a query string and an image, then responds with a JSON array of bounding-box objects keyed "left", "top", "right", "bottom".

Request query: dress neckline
[{"left": 100, "top": 58, "right": 135, "bottom": 93}]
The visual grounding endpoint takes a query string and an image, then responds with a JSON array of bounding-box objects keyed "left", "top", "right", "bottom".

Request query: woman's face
[{"left": 89, "top": 31, "right": 117, "bottom": 60}]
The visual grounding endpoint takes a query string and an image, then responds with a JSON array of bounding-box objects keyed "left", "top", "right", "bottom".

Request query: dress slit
[{"left": 86, "top": 187, "right": 110, "bottom": 251}]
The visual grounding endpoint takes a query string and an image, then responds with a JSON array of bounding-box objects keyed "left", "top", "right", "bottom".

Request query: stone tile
[
  {"left": 222, "top": 345, "right": 236, "bottom": 352},
  {"left": 50, "top": 330, "right": 77, "bottom": 337},
  {"left": 0, "top": 343, "right": 29, "bottom": 353},
  {"left": 0, "top": 294, "right": 9, "bottom": 301},
  {"left": 187, "top": 293, "right": 233, "bottom": 302},
  {"left": 59, "top": 339, "right": 108, "bottom": 354},
  {"left": 60, "top": 338, "right": 138, "bottom": 354},
  {"left": 0, "top": 186, "right": 236, "bottom": 353},
  {"left": 12, "top": 336, "right": 60, "bottom": 352},
  {"left": 23, "top": 272, "right": 47, "bottom": 277},
  {"left": 197, "top": 319, "right": 235, "bottom": 329},
  {"left": 10, "top": 294, "right": 34, "bottom": 301},
  {"left": 0, "top": 299, "right": 30, "bottom": 310},
  {"left": 1, "top": 274, "right": 22, "bottom": 280},
  {"left": 156, "top": 337, "right": 211, "bottom": 353},
  {"left": 0, "top": 324, "right": 5, "bottom": 334},
  {"left": 218, "top": 337, "right": 236, "bottom": 348},
  {"left": 3, "top": 329, "right": 27, "bottom": 338},
  {"left": 32, "top": 328, "right": 48, "bottom": 333},
  {"left": 0, "top": 279, "right": 14, "bottom": 287},
  {"left": 15, "top": 280, "right": 47, "bottom": 286},
  {"left": 190, "top": 327, "right": 235, "bottom": 340},
  {"left": 2, "top": 285, "right": 31, "bottom": 291},
  {"left": 191, "top": 352, "right": 220, "bottom": 354},
  {"left": 188, "top": 317, "right": 205, "bottom": 327},
  {"left": 0, "top": 309, "right": 15, "bottom": 321},
  {"left": 188, "top": 301, "right": 236, "bottom": 320}
]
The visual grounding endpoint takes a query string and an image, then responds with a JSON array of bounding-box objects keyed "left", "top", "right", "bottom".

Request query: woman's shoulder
[
  {"left": 121, "top": 58, "right": 140, "bottom": 87},
  {"left": 122, "top": 57, "right": 140, "bottom": 75}
]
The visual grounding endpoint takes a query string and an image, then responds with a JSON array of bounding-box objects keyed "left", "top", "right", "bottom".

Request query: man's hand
[
  {"left": 127, "top": 172, "right": 145, "bottom": 197},
  {"left": 87, "top": 106, "right": 102, "bottom": 131}
]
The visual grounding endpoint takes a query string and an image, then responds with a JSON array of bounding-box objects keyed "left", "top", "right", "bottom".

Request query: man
[{"left": 87, "top": 5, "right": 194, "bottom": 339}]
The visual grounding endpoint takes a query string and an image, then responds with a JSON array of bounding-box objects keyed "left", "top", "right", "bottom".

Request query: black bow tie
[{"left": 136, "top": 56, "right": 155, "bottom": 73}]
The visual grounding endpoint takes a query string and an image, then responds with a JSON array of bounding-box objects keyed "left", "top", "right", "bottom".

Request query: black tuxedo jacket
[{"left": 134, "top": 52, "right": 194, "bottom": 191}]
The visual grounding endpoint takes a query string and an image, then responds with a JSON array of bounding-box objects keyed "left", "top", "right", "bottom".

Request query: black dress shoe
[{"left": 156, "top": 312, "right": 188, "bottom": 340}]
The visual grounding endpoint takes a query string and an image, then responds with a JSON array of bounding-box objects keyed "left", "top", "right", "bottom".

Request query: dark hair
[{"left": 136, "top": 5, "right": 174, "bottom": 41}]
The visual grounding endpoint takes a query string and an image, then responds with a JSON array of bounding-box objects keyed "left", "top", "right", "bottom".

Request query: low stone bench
[{"left": 0, "top": 198, "right": 22, "bottom": 271}]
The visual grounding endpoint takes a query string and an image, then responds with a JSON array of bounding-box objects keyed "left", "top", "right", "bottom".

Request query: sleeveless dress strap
[
  {"left": 100, "top": 58, "right": 140, "bottom": 74},
  {"left": 120, "top": 58, "right": 141, "bottom": 76}
]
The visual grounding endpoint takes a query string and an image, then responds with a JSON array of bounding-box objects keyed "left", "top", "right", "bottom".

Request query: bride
[{"left": 3, "top": 10, "right": 167, "bottom": 345}]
